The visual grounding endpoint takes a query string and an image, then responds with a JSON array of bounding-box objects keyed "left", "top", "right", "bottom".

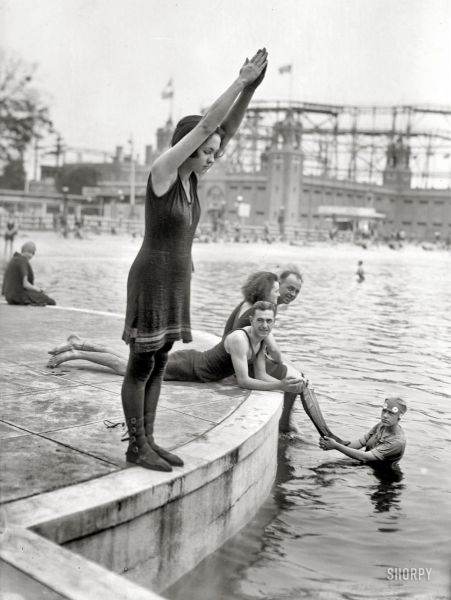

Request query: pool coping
[{"left": 0, "top": 305, "right": 282, "bottom": 599}]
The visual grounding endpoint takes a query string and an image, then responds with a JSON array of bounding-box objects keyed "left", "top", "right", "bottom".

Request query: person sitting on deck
[
  {"left": 1, "top": 241, "right": 56, "bottom": 306},
  {"left": 319, "top": 397, "right": 407, "bottom": 465}
]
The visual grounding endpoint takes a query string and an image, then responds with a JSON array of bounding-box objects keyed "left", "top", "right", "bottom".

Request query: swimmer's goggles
[{"left": 382, "top": 403, "right": 399, "bottom": 414}]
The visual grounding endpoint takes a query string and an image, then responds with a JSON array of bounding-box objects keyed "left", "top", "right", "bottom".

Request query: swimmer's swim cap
[{"left": 383, "top": 397, "right": 407, "bottom": 415}]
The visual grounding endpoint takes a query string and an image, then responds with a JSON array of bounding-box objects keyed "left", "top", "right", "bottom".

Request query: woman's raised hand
[{"left": 239, "top": 48, "right": 268, "bottom": 86}]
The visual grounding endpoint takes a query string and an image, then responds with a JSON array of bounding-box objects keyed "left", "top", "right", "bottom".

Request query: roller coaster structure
[{"left": 222, "top": 101, "right": 451, "bottom": 190}]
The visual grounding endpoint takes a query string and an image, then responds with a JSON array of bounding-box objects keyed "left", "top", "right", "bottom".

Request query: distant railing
[
  {"left": 0, "top": 213, "right": 143, "bottom": 235},
  {"left": 0, "top": 212, "right": 331, "bottom": 241},
  {"left": 0, "top": 214, "right": 54, "bottom": 230}
]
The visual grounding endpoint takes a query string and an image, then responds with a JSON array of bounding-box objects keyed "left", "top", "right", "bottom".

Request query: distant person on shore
[
  {"left": 74, "top": 218, "right": 84, "bottom": 239},
  {"left": 319, "top": 397, "right": 407, "bottom": 465},
  {"left": 59, "top": 214, "right": 69, "bottom": 238},
  {"left": 356, "top": 260, "right": 365, "bottom": 283},
  {"left": 1, "top": 241, "right": 56, "bottom": 306},
  {"left": 120, "top": 48, "right": 268, "bottom": 471},
  {"left": 3, "top": 211, "right": 18, "bottom": 257}
]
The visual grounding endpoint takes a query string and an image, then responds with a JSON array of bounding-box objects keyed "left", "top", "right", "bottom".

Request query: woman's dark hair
[
  {"left": 241, "top": 271, "right": 278, "bottom": 304},
  {"left": 250, "top": 300, "right": 276, "bottom": 316},
  {"left": 171, "top": 115, "right": 225, "bottom": 157}
]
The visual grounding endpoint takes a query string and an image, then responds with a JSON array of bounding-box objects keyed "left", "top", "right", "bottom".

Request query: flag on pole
[
  {"left": 161, "top": 79, "right": 174, "bottom": 99},
  {"left": 278, "top": 64, "right": 292, "bottom": 75}
]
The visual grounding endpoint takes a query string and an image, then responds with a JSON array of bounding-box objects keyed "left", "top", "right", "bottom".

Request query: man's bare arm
[
  {"left": 264, "top": 333, "right": 283, "bottom": 364},
  {"left": 225, "top": 332, "right": 301, "bottom": 393}
]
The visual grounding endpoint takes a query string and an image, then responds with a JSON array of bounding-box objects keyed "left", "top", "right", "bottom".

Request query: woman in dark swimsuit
[{"left": 120, "top": 49, "right": 268, "bottom": 471}]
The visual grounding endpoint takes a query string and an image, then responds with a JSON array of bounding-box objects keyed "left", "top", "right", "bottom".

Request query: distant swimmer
[
  {"left": 356, "top": 260, "right": 365, "bottom": 283},
  {"left": 319, "top": 397, "right": 407, "bottom": 466}
]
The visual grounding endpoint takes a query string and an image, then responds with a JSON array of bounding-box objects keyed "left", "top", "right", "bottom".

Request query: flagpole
[
  {"left": 162, "top": 79, "right": 174, "bottom": 122},
  {"left": 289, "top": 67, "right": 293, "bottom": 107},
  {"left": 279, "top": 65, "right": 293, "bottom": 106},
  {"left": 129, "top": 135, "right": 135, "bottom": 210}
]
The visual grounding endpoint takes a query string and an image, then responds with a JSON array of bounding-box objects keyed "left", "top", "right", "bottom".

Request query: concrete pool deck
[{"left": 0, "top": 304, "right": 282, "bottom": 599}]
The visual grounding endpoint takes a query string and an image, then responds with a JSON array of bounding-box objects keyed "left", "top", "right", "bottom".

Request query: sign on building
[{"left": 237, "top": 202, "right": 251, "bottom": 218}]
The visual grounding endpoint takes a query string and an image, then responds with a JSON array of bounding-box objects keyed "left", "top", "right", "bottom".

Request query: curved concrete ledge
[{"left": 0, "top": 305, "right": 282, "bottom": 598}]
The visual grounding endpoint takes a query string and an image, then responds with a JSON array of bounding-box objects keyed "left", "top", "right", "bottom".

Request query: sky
[{"left": 1, "top": 0, "right": 451, "bottom": 164}]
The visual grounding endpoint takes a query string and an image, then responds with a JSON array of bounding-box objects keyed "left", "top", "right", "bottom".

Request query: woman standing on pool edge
[{"left": 121, "top": 48, "right": 269, "bottom": 471}]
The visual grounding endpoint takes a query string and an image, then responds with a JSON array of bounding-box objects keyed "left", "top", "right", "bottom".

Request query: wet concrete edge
[{"left": 0, "top": 305, "right": 282, "bottom": 599}]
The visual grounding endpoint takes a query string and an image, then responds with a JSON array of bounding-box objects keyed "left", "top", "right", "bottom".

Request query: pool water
[{"left": 24, "top": 234, "right": 451, "bottom": 599}]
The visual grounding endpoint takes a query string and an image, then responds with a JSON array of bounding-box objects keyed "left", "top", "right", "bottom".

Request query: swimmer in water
[
  {"left": 356, "top": 260, "right": 365, "bottom": 283},
  {"left": 319, "top": 397, "right": 407, "bottom": 465}
]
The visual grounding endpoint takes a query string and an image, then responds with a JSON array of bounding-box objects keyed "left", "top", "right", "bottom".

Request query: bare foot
[
  {"left": 48, "top": 342, "right": 74, "bottom": 355},
  {"left": 46, "top": 349, "right": 78, "bottom": 368},
  {"left": 68, "top": 333, "right": 91, "bottom": 351},
  {"left": 67, "top": 333, "right": 82, "bottom": 344},
  {"left": 48, "top": 334, "right": 83, "bottom": 355}
]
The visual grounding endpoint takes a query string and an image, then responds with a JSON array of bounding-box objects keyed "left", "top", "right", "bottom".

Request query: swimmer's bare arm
[
  {"left": 152, "top": 49, "right": 267, "bottom": 191},
  {"left": 346, "top": 440, "right": 365, "bottom": 450},
  {"left": 319, "top": 437, "right": 379, "bottom": 463},
  {"left": 225, "top": 332, "right": 301, "bottom": 393}
]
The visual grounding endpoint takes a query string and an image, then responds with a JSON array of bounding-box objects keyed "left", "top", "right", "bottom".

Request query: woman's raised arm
[
  {"left": 151, "top": 48, "right": 268, "bottom": 188},
  {"left": 217, "top": 63, "right": 267, "bottom": 156}
]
